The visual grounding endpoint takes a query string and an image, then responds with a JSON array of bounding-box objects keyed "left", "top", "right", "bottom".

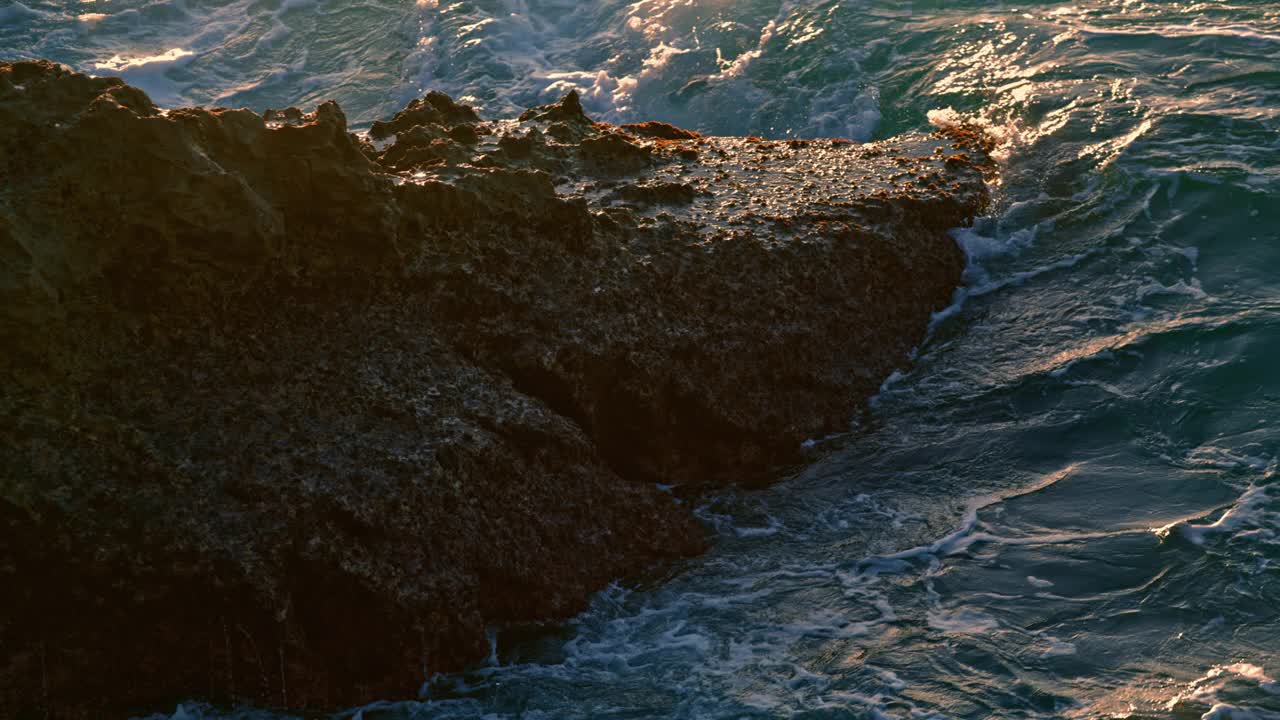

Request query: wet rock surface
[{"left": 0, "top": 61, "right": 990, "bottom": 717}]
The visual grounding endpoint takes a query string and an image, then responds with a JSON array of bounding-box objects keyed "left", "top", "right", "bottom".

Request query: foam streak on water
[{"left": 6, "top": 1, "right": 1280, "bottom": 718}]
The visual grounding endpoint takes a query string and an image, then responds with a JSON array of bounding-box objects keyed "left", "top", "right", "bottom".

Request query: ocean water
[{"left": 5, "top": 1, "right": 1280, "bottom": 718}]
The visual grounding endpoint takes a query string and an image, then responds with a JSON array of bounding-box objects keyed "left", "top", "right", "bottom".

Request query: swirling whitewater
[{"left": 4, "top": 1, "right": 1280, "bottom": 717}]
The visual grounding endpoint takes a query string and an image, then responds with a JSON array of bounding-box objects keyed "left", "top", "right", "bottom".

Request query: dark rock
[
  {"left": 0, "top": 59, "right": 991, "bottom": 718},
  {"left": 423, "top": 90, "right": 482, "bottom": 124},
  {"left": 518, "top": 89, "right": 591, "bottom": 125},
  {"left": 621, "top": 121, "right": 701, "bottom": 141},
  {"left": 447, "top": 123, "right": 480, "bottom": 145},
  {"left": 544, "top": 120, "right": 578, "bottom": 143},
  {"left": 263, "top": 106, "right": 305, "bottom": 125},
  {"left": 378, "top": 126, "right": 470, "bottom": 170},
  {"left": 610, "top": 180, "right": 697, "bottom": 206},
  {"left": 498, "top": 128, "right": 542, "bottom": 159},
  {"left": 368, "top": 90, "right": 480, "bottom": 140},
  {"left": 579, "top": 132, "right": 653, "bottom": 174}
]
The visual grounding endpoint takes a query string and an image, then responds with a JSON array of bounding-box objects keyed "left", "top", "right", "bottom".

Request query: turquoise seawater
[{"left": 5, "top": 1, "right": 1280, "bottom": 718}]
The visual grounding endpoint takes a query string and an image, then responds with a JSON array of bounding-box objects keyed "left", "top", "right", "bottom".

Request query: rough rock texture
[{"left": 0, "top": 61, "right": 990, "bottom": 717}]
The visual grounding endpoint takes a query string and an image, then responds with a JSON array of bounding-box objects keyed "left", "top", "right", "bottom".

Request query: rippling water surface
[{"left": 6, "top": 1, "right": 1280, "bottom": 718}]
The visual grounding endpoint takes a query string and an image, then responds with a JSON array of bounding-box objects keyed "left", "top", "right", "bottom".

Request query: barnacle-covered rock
[{"left": 0, "top": 59, "right": 991, "bottom": 718}]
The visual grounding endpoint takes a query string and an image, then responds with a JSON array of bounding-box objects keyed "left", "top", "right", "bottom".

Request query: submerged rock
[{"left": 0, "top": 60, "right": 990, "bottom": 717}]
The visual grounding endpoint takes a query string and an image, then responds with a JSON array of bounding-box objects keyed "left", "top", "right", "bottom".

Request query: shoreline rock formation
[{"left": 0, "top": 60, "right": 990, "bottom": 717}]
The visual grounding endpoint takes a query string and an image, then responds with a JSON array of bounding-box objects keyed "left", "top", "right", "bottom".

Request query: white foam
[
  {"left": 1040, "top": 636, "right": 1077, "bottom": 657},
  {"left": 729, "top": 515, "right": 783, "bottom": 538},
  {"left": 855, "top": 464, "right": 1083, "bottom": 568},
  {"left": 867, "top": 369, "right": 907, "bottom": 409},
  {"left": 1161, "top": 663, "right": 1280, "bottom": 720},
  {"left": 927, "top": 106, "right": 1019, "bottom": 162},
  {"left": 927, "top": 607, "right": 999, "bottom": 634},
  {"left": 397, "top": 0, "right": 884, "bottom": 139},
  {"left": 1075, "top": 22, "right": 1280, "bottom": 45},
  {"left": 1158, "top": 483, "right": 1278, "bottom": 546},
  {"left": 1137, "top": 278, "right": 1209, "bottom": 302},
  {"left": 92, "top": 48, "right": 195, "bottom": 106},
  {"left": 1200, "top": 704, "right": 1280, "bottom": 720},
  {"left": 915, "top": 246, "right": 1101, "bottom": 360}
]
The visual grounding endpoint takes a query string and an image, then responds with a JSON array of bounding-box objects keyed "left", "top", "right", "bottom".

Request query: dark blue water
[{"left": 5, "top": 1, "right": 1280, "bottom": 717}]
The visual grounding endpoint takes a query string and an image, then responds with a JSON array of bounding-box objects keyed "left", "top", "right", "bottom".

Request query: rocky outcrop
[{"left": 0, "top": 60, "right": 990, "bottom": 717}]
